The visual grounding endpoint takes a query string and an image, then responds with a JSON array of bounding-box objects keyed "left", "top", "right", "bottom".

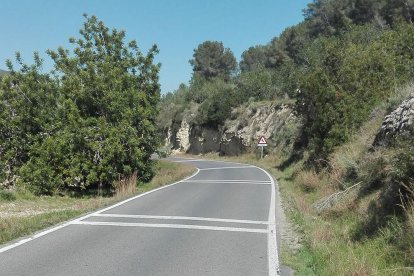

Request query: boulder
[{"left": 373, "top": 94, "right": 414, "bottom": 146}]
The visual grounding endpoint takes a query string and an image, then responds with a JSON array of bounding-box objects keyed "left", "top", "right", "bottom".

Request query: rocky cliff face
[
  {"left": 166, "top": 102, "right": 298, "bottom": 155},
  {"left": 374, "top": 93, "right": 414, "bottom": 146}
]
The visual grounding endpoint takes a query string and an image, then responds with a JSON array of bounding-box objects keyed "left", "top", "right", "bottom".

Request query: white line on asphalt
[
  {"left": 71, "top": 221, "right": 268, "bottom": 233},
  {"left": 180, "top": 179, "right": 271, "bottom": 183},
  {"left": 91, "top": 214, "right": 270, "bottom": 225},
  {"left": 253, "top": 165, "right": 280, "bottom": 276},
  {"left": 0, "top": 157, "right": 281, "bottom": 276},
  {"left": 198, "top": 166, "right": 254, "bottom": 171},
  {"left": 0, "top": 168, "right": 201, "bottom": 254},
  {"left": 171, "top": 159, "right": 205, "bottom": 163},
  {"left": 180, "top": 180, "right": 271, "bottom": 185}
]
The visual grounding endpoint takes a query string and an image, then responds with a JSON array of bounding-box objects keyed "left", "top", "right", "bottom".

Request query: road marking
[
  {"left": 180, "top": 179, "right": 271, "bottom": 183},
  {"left": 252, "top": 165, "right": 280, "bottom": 276},
  {"left": 171, "top": 159, "right": 205, "bottom": 163},
  {"left": 181, "top": 180, "right": 271, "bottom": 185},
  {"left": 0, "top": 168, "right": 201, "bottom": 254},
  {"left": 0, "top": 157, "right": 281, "bottom": 276},
  {"left": 199, "top": 166, "right": 254, "bottom": 171},
  {"left": 90, "top": 214, "right": 270, "bottom": 225},
  {"left": 71, "top": 221, "right": 268, "bottom": 234}
]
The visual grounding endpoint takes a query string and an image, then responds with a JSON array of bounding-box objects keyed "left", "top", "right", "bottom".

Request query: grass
[{"left": 0, "top": 160, "right": 195, "bottom": 246}]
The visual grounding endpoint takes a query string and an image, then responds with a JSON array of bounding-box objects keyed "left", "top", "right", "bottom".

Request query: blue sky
[{"left": 0, "top": 0, "right": 310, "bottom": 93}]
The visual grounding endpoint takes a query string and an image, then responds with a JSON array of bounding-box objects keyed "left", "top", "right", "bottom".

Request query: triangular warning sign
[{"left": 258, "top": 136, "right": 267, "bottom": 145}]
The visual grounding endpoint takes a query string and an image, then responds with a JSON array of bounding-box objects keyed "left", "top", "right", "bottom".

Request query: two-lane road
[{"left": 0, "top": 157, "right": 279, "bottom": 275}]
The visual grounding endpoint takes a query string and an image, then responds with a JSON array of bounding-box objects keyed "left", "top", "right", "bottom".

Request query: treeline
[
  {"left": 0, "top": 15, "right": 160, "bottom": 195},
  {"left": 159, "top": 0, "right": 414, "bottom": 159}
]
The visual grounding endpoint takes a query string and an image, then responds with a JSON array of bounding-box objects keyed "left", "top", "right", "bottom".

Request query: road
[{"left": 0, "top": 157, "right": 279, "bottom": 275}]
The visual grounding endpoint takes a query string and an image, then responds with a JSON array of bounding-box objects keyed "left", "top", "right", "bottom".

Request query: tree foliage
[
  {"left": 189, "top": 41, "right": 237, "bottom": 81},
  {"left": 296, "top": 23, "right": 414, "bottom": 159},
  {"left": 0, "top": 15, "right": 160, "bottom": 195},
  {"left": 239, "top": 46, "right": 267, "bottom": 72}
]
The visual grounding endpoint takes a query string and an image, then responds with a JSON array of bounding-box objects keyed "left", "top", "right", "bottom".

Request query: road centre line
[
  {"left": 91, "top": 214, "right": 270, "bottom": 225},
  {"left": 198, "top": 166, "right": 254, "bottom": 171},
  {"left": 71, "top": 221, "right": 268, "bottom": 234}
]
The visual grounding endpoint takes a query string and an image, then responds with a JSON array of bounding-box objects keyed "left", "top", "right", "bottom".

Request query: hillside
[
  {"left": 158, "top": 0, "right": 414, "bottom": 274},
  {"left": 0, "top": 69, "right": 8, "bottom": 76}
]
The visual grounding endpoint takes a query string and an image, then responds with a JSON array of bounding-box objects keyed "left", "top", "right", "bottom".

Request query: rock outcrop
[
  {"left": 224, "top": 103, "right": 295, "bottom": 148},
  {"left": 165, "top": 101, "right": 298, "bottom": 156},
  {"left": 374, "top": 94, "right": 414, "bottom": 146}
]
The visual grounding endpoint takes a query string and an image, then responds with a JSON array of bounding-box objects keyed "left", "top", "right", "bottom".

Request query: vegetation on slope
[{"left": 159, "top": 0, "right": 414, "bottom": 273}]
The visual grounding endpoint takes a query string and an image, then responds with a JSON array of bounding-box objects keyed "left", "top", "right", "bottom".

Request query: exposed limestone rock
[
  {"left": 173, "top": 119, "right": 191, "bottom": 153},
  {"left": 224, "top": 103, "right": 295, "bottom": 148},
  {"left": 374, "top": 93, "right": 414, "bottom": 146},
  {"left": 165, "top": 101, "right": 298, "bottom": 156}
]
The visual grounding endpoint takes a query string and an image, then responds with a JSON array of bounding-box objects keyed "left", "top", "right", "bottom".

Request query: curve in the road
[{"left": 0, "top": 157, "right": 280, "bottom": 276}]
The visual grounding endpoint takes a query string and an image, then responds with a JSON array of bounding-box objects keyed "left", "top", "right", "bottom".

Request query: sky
[{"left": 0, "top": 0, "right": 311, "bottom": 93}]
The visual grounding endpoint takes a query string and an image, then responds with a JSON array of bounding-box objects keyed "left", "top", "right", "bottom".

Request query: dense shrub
[
  {"left": 195, "top": 79, "right": 238, "bottom": 127},
  {"left": 0, "top": 15, "right": 160, "bottom": 195}
]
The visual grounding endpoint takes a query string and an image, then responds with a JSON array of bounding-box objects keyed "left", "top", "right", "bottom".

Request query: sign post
[{"left": 257, "top": 136, "right": 268, "bottom": 159}]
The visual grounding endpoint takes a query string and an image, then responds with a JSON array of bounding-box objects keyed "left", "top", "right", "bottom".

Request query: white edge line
[
  {"left": 174, "top": 156, "right": 280, "bottom": 275},
  {"left": 71, "top": 221, "right": 268, "bottom": 234},
  {"left": 252, "top": 165, "right": 279, "bottom": 276},
  {"left": 199, "top": 166, "right": 254, "bottom": 171},
  {"left": 91, "top": 214, "right": 270, "bottom": 225},
  {"left": 0, "top": 168, "right": 201, "bottom": 254}
]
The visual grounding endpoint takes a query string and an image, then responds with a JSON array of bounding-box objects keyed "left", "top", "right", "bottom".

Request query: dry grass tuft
[
  {"left": 114, "top": 172, "right": 137, "bottom": 199},
  {"left": 295, "top": 170, "right": 320, "bottom": 192},
  {"left": 295, "top": 194, "right": 312, "bottom": 215},
  {"left": 311, "top": 225, "right": 333, "bottom": 246}
]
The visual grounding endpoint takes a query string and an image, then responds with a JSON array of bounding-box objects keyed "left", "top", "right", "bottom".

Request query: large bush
[
  {"left": 0, "top": 15, "right": 160, "bottom": 195},
  {"left": 194, "top": 79, "right": 238, "bottom": 127}
]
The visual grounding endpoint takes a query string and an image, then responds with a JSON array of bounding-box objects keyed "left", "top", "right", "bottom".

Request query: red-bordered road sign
[{"left": 257, "top": 136, "right": 267, "bottom": 146}]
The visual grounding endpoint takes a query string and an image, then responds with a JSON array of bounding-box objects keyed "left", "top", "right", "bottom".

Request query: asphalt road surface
[{"left": 0, "top": 157, "right": 279, "bottom": 275}]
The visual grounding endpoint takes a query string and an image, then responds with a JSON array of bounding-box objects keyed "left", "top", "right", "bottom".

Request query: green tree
[
  {"left": 195, "top": 79, "right": 237, "bottom": 127},
  {"left": 189, "top": 41, "right": 237, "bottom": 81},
  {"left": 296, "top": 24, "right": 414, "bottom": 159},
  {"left": 239, "top": 45, "right": 267, "bottom": 72},
  {"left": 0, "top": 53, "right": 58, "bottom": 189},
  {"left": 382, "top": 0, "right": 414, "bottom": 25},
  {"left": 1, "top": 15, "right": 161, "bottom": 195},
  {"left": 237, "top": 69, "right": 278, "bottom": 101}
]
